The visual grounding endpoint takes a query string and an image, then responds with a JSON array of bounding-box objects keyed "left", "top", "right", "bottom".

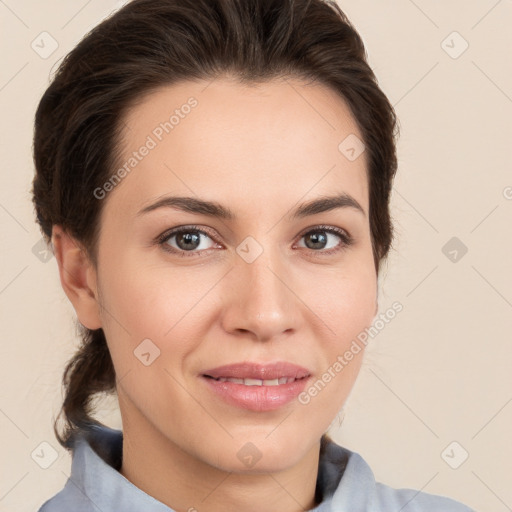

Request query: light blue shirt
[{"left": 38, "top": 425, "right": 475, "bottom": 511}]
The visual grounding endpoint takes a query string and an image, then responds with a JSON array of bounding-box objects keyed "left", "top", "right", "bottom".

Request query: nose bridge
[
  {"left": 222, "top": 239, "right": 299, "bottom": 339},
  {"left": 245, "top": 246, "right": 286, "bottom": 306}
]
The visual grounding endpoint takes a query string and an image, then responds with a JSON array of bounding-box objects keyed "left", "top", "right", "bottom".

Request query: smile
[{"left": 201, "top": 361, "right": 312, "bottom": 411}]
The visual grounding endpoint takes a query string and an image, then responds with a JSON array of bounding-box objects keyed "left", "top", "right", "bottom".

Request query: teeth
[
  {"left": 244, "top": 378, "right": 264, "bottom": 386},
  {"left": 217, "top": 377, "right": 243, "bottom": 383},
  {"left": 215, "top": 377, "right": 298, "bottom": 386}
]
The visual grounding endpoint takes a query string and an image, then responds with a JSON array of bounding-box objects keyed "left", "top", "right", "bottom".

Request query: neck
[{"left": 118, "top": 404, "right": 321, "bottom": 512}]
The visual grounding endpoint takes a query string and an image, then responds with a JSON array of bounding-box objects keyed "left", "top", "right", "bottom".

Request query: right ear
[{"left": 51, "top": 225, "right": 103, "bottom": 330}]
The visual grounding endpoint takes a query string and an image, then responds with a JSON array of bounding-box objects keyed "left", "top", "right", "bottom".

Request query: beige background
[{"left": 1, "top": 1, "right": 511, "bottom": 511}]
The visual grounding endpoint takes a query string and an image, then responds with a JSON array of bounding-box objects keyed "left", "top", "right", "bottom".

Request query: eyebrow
[{"left": 136, "top": 192, "right": 366, "bottom": 220}]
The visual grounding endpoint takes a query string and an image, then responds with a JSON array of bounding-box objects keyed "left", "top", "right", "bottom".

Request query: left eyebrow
[{"left": 136, "top": 192, "right": 366, "bottom": 220}]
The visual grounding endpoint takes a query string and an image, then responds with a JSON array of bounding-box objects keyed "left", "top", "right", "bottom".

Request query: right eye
[{"left": 157, "top": 225, "right": 221, "bottom": 257}]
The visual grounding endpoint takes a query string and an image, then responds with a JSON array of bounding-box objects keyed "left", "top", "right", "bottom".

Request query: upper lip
[{"left": 202, "top": 361, "right": 311, "bottom": 380}]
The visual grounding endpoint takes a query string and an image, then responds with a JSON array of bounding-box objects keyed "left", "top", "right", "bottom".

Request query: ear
[{"left": 51, "top": 225, "right": 102, "bottom": 330}]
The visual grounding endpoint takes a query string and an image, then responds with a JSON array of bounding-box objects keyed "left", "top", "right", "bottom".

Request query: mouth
[{"left": 200, "top": 361, "right": 312, "bottom": 412}]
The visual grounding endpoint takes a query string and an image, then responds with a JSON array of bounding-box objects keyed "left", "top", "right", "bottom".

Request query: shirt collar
[{"left": 67, "top": 424, "right": 349, "bottom": 511}]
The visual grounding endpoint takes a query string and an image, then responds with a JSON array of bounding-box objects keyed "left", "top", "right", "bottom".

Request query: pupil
[
  {"left": 306, "top": 231, "right": 327, "bottom": 249},
  {"left": 177, "top": 232, "right": 200, "bottom": 250}
]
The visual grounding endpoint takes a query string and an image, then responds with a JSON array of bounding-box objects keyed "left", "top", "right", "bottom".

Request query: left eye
[{"left": 296, "top": 228, "right": 348, "bottom": 252}]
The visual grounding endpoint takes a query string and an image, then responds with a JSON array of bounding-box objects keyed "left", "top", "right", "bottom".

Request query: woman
[{"left": 32, "top": 0, "right": 475, "bottom": 510}]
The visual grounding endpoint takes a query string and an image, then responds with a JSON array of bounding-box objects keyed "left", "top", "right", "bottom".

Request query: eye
[
  {"left": 156, "top": 224, "right": 353, "bottom": 258},
  {"left": 157, "top": 225, "right": 219, "bottom": 257},
  {"left": 295, "top": 225, "right": 353, "bottom": 255}
]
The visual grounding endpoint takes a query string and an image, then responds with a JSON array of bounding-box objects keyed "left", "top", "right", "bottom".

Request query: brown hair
[{"left": 32, "top": 0, "right": 399, "bottom": 450}]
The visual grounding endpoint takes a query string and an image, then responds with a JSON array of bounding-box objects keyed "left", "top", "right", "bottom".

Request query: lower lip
[{"left": 201, "top": 375, "right": 310, "bottom": 412}]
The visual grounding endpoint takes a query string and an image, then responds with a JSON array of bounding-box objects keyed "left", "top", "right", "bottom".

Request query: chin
[{"left": 207, "top": 430, "right": 317, "bottom": 474}]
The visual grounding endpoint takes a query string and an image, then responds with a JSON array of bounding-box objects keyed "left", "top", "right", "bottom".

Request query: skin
[{"left": 52, "top": 76, "right": 379, "bottom": 512}]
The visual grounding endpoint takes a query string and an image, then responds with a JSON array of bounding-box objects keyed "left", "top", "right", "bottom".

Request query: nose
[{"left": 220, "top": 245, "right": 302, "bottom": 342}]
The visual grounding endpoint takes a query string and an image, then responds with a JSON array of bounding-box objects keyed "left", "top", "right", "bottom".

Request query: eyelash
[{"left": 155, "top": 224, "right": 354, "bottom": 258}]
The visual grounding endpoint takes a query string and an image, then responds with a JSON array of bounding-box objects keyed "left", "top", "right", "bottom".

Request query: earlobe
[{"left": 51, "top": 225, "right": 103, "bottom": 330}]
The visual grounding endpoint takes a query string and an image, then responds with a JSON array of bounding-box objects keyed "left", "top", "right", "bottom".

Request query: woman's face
[{"left": 91, "top": 76, "right": 377, "bottom": 472}]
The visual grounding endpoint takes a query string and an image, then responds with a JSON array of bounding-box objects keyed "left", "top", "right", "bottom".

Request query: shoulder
[
  {"left": 36, "top": 479, "right": 94, "bottom": 512},
  {"left": 36, "top": 426, "right": 172, "bottom": 512},
  {"left": 348, "top": 450, "right": 475, "bottom": 511},
  {"left": 36, "top": 429, "right": 116, "bottom": 512},
  {"left": 373, "top": 479, "right": 476, "bottom": 511},
  {"left": 324, "top": 440, "right": 476, "bottom": 511}
]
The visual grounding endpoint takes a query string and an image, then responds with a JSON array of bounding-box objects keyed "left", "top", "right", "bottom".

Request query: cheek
[
  {"left": 296, "top": 269, "right": 375, "bottom": 420},
  {"left": 305, "top": 261, "right": 377, "bottom": 344},
  {"left": 97, "top": 255, "right": 218, "bottom": 362}
]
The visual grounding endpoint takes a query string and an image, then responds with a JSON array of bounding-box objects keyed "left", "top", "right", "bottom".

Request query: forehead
[{"left": 106, "top": 77, "right": 369, "bottom": 220}]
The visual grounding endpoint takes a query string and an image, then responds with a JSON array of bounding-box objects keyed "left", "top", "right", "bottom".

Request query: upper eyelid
[
  {"left": 156, "top": 226, "right": 215, "bottom": 245},
  {"left": 297, "top": 224, "right": 350, "bottom": 238},
  {"left": 161, "top": 225, "right": 219, "bottom": 243}
]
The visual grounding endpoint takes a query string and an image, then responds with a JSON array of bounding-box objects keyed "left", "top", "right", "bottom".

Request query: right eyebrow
[{"left": 136, "top": 195, "right": 235, "bottom": 219}]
